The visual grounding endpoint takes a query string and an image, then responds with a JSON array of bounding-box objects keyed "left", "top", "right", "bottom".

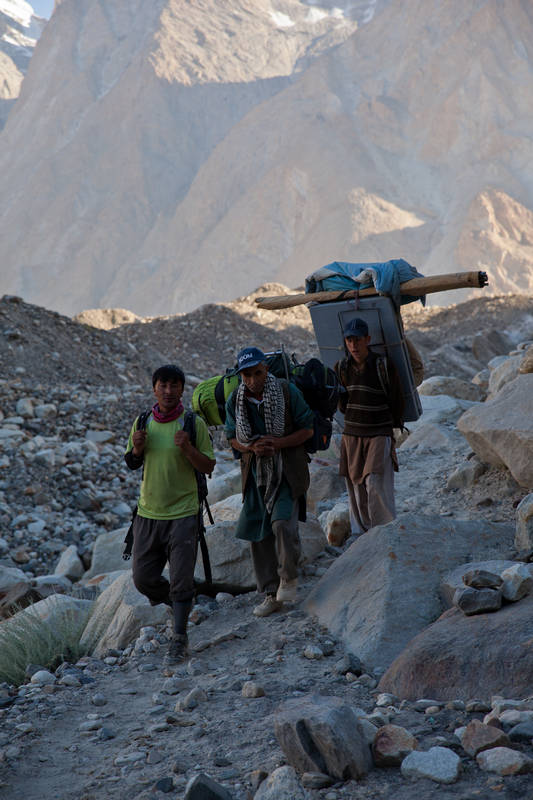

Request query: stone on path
[
  {"left": 457, "top": 374, "right": 533, "bottom": 487},
  {"left": 476, "top": 747, "right": 533, "bottom": 776},
  {"left": 253, "top": 765, "right": 306, "bottom": 800},
  {"left": 184, "top": 772, "right": 234, "bottom": 800},
  {"left": 400, "top": 746, "right": 461, "bottom": 784},
  {"left": 379, "top": 593, "right": 533, "bottom": 701},
  {"left": 305, "top": 513, "right": 512, "bottom": 668},
  {"left": 274, "top": 694, "right": 372, "bottom": 781},
  {"left": 460, "top": 719, "right": 510, "bottom": 756},
  {"left": 372, "top": 724, "right": 418, "bottom": 766}
]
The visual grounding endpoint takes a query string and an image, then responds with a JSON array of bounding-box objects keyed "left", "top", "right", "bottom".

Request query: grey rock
[
  {"left": 80, "top": 572, "right": 167, "bottom": 656},
  {"left": 446, "top": 460, "right": 486, "bottom": 490},
  {"left": 457, "top": 374, "right": 533, "bottom": 487},
  {"left": 274, "top": 694, "right": 372, "bottom": 780},
  {"left": 476, "top": 746, "right": 533, "bottom": 775},
  {"left": 508, "top": 721, "right": 533, "bottom": 742},
  {"left": 82, "top": 527, "right": 130, "bottom": 579},
  {"left": 488, "top": 355, "right": 523, "bottom": 395},
  {"left": 453, "top": 586, "right": 502, "bottom": 615},
  {"left": 463, "top": 569, "right": 503, "bottom": 589},
  {"left": 401, "top": 746, "right": 461, "bottom": 784},
  {"left": 54, "top": 545, "right": 85, "bottom": 581},
  {"left": 500, "top": 563, "right": 533, "bottom": 602},
  {"left": 301, "top": 771, "right": 333, "bottom": 789},
  {"left": 516, "top": 494, "right": 533, "bottom": 551},
  {"left": 184, "top": 772, "right": 234, "bottom": 800},
  {"left": 307, "top": 462, "right": 346, "bottom": 512},
  {"left": 254, "top": 765, "right": 306, "bottom": 800},
  {"left": 418, "top": 375, "right": 482, "bottom": 401}
]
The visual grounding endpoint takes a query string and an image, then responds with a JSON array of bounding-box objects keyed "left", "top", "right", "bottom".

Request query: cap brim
[{"left": 237, "top": 358, "right": 263, "bottom": 372}]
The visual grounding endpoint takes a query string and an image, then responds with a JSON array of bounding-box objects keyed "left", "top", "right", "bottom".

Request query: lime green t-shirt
[{"left": 126, "top": 412, "right": 214, "bottom": 520}]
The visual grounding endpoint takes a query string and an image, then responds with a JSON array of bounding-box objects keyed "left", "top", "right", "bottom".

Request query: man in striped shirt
[{"left": 334, "top": 318, "right": 405, "bottom": 535}]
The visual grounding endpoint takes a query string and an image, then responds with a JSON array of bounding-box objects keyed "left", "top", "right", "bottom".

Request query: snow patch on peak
[
  {"left": 306, "top": 7, "right": 328, "bottom": 23},
  {"left": 270, "top": 11, "right": 295, "bottom": 28},
  {"left": 0, "top": 0, "right": 35, "bottom": 28}
]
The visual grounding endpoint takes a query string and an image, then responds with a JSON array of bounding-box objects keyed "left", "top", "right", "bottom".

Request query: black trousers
[{"left": 131, "top": 514, "right": 198, "bottom": 604}]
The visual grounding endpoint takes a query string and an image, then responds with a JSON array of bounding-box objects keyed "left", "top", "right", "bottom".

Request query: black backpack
[{"left": 268, "top": 353, "right": 340, "bottom": 453}]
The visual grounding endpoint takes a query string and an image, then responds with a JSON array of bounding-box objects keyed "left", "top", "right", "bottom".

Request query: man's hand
[
  {"left": 250, "top": 436, "right": 275, "bottom": 457},
  {"left": 174, "top": 430, "right": 191, "bottom": 451},
  {"left": 132, "top": 430, "right": 147, "bottom": 457}
]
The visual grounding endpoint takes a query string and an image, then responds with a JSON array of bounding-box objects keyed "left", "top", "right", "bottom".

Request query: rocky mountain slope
[
  {"left": 0, "top": 0, "right": 44, "bottom": 128},
  {"left": 0, "top": 0, "right": 532, "bottom": 316},
  {"left": 0, "top": 288, "right": 532, "bottom": 799}
]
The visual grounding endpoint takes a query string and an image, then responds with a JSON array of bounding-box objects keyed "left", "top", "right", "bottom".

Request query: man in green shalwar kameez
[{"left": 225, "top": 346, "right": 314, "bottom": 617}]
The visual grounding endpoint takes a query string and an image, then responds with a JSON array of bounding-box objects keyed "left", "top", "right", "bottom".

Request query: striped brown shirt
[{"left": 335, "top": 351, "right": 403, "bottom": 437}]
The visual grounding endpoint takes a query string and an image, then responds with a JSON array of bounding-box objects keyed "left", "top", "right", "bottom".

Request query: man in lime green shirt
[{"left": 125, "top": 364, "right": 215, "bottom": 665}]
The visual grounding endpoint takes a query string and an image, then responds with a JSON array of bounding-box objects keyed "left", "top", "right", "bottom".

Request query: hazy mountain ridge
[
  {"left": 0, "top": 0, "right": 531, "bottom": 315},
  {"left": 0, "top": 0, "right": 44, "bottom": 128}
]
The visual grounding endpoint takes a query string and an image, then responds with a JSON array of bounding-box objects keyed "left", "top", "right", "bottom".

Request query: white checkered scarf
[{"left": 235, "top": 372, "right": 285, "bottom": 513}]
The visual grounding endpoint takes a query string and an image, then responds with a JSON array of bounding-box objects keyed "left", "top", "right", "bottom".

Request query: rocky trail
[{"left": 0, "top": 287, "right": 533, "bottom": 800}]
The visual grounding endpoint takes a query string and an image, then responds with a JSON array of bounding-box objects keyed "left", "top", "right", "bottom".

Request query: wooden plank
[{"left": 255, "top": 270, "right": 489, "bottom": 310}]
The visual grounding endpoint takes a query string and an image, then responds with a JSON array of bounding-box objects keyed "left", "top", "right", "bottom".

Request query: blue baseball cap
[
  {"left": 236, "top": 346, "right": 267, "bottom": 372},
  {"left": 343, "top": 317, "right": 369, "bottom": 338}
]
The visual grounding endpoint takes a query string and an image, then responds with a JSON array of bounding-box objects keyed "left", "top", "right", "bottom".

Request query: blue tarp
[{"left": 305, "top": 258, "right": 425, "bottom": 307}]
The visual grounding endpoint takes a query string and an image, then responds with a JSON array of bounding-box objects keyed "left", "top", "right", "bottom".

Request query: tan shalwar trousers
[{"left": 341, "top": 435, "right": 396, "bottom": 534}]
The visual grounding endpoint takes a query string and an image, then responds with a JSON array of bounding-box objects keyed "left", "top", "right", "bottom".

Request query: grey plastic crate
[{"left": 308, "top": 295, "right": 422, "bottom": 423}]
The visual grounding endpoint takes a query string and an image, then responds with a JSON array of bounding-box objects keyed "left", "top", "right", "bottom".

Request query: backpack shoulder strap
[
  {"left": 136, "top": 409, "right": 152, "bottom": 431},
  {"left": 375, "top": 355, "right": 390, "bottom": 396},
  {"left": 183, "top": 410, "right": 196, "bottom": 445}
]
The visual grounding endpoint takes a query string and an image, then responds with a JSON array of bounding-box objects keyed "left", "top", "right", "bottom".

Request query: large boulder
[
  {"left": 378, "top": 593, "right": 533, "bottom": 701},
  {"left": 412, "top": 394, "right": 478, "bottom": 427},
  {"left": 304, "top": 513, "right": 513, "bottom": 669},
  {"left": 82, "top": 526, "right": 129, "bottom": 579},
  {"left": 194, "top": 520, "right": 254, "bottom": 588},
  {"left": 457, "top": 375, "right": 533, "bottom": 487},
  {"left": 418, "top": 376, "right": 482, "bottom": 402},
  {"left": 207, "top": 467, "right": 242, "bottom": 504},
  {"left": 20, "top": 594, "right": 92, "bottom": 630},
  {"left": 195, "top": 517, "right": 325, "bottom": 588},
  {"left": 487, "top": 355, "right": 524, "bottom": 396},
  {"left": 307, "top": 461, "right": 346, "bottom": 512},
  {"left": 80, "top": 572, "right": 167, "bottom": 656},
  {"left": 274, "top": 694, "right": 372, "bottom": 780},
  {"left": 209, "top": 493, "right": 244, "bottom": 521}
]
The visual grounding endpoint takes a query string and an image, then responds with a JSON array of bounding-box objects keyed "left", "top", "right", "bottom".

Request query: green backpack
[{"left": 192, "top": 374, "right": 240, "bottom": 426}]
